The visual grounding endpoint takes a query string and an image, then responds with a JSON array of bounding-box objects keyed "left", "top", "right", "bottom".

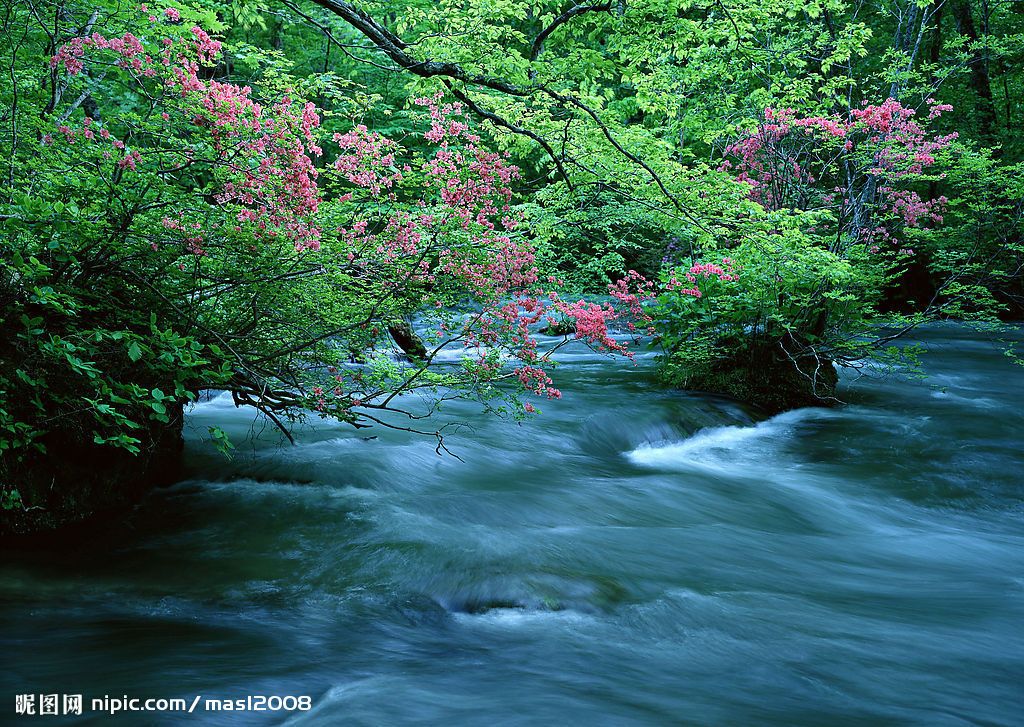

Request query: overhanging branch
[
  {"left": 306, "top": 0, "right": 529, "bottom": 96},
  {"left": 294, "top": 0, "right": 703, "bottom": 223},
  {"left": 530, "top": 2, "right": 612, "bottom": 62}
]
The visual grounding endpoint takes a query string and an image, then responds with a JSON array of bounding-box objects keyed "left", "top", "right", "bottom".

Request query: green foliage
[
  {"left": 1, "top": 0, "right": 1022, "bottom": 507},
  {"left": 1, "top": 486, "right": 24, "bottom": 512},
  {"left": 913, "top": 147, "right": 1024, "bottom": 319},
  {"left": 207, "top": 426, "right": 236, "bottom": 458}
]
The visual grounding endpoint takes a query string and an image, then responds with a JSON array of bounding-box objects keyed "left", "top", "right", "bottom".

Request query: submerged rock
[{"left": 540, "top": 319, "right": 576, "bottom": 336}]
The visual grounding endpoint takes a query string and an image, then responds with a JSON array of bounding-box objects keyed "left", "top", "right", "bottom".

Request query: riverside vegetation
[{"left": 1, "top": 0, "right": 1021, "bottom": 533}]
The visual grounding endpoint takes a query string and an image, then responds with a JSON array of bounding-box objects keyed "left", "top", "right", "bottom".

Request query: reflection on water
[{"left": 2, "top": 324, "right": 1023, "bottom": 725}]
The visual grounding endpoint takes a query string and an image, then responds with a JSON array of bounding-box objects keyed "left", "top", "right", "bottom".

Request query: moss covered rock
[{"left": 662, "top": 338, "right": 839, "bottom": 415}]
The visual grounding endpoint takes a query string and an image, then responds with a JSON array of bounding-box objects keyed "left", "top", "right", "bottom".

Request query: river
[{"left": 2, "top": 324, "right": 1022, "bottom": 725}]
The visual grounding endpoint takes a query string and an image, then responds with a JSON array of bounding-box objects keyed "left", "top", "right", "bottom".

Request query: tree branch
[
  {"left": 298, "top": 0, "right": 704, "bottom": 219},
  {"left": 306, "top": 0, "right": 529, "bottom": 96},
  {"left": 530, "top": 2, "right": 612, "bottom": 62},
  {"left": 441, "top": 80, "right": 573, "bottom": 188}
]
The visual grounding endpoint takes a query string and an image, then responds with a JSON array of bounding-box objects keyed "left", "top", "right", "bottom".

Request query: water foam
[{"left": 626, "top": 407, "right": 834, "bottom": 471}]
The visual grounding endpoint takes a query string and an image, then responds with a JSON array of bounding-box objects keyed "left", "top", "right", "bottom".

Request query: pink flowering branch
[
  {"left": 722, "top": 100, "right": 957, "bottom": 256},
  {"left": 47, "top": 16, "right": 659, "bottom": 428}
]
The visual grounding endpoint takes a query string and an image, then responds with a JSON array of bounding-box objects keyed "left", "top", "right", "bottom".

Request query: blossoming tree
[
  {"left": 0, "top": 5, "right": 650, "bottom": 531},
  {"left": 653, "top": 101, "right": 961, "bottom": 411}
]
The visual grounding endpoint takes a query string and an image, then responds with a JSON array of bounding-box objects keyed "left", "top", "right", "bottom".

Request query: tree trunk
[
  {"left": 951, "top": 0, "right": 997, "bottom": 141},
  {"left": 928, "top": 0, "right": 944, "bottom": 77}
]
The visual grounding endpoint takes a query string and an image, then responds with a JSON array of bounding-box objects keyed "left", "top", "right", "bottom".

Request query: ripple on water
[{"left": 3, "top": 325, "right": 1023, "bottom": 726}]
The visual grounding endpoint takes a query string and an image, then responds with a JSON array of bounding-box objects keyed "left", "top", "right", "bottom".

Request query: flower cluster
[
  {"left": 48, "top": 23, "right": 655, "bottom": 416},
  {"left": 50, "top": 14, "right": 322, "bottom": 252},
  {"left": 608, "top": 269, "right": 656, "bottom": 333},
  {"left": 325, "top": 92, "right": 655, "bottom": 406},
  {"left": 723, "top": 99, "right": 957, "bottom": 255},
  {"left": 665, "top": 258, "right": 739, "bottom": 298}
]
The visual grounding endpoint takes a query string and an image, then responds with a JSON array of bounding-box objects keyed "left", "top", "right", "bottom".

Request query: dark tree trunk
[
  {"left": 928, "top": 0, "right": 944, "bottom": 73},
  {"left": 951, "top": 0, "right": 997, "bottom": 141}
]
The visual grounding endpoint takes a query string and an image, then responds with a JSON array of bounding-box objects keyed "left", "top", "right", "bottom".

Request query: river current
[{"left": 2, "top": 324, "right": 1022, "bottom": 725}]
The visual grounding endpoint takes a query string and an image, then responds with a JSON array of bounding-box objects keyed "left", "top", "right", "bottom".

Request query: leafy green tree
[
  {"left": 0, "top": 1, "right": 646, "bottom": 532},
  {"left": 282, "top": 0, "right": 1020, "bottom": 403}
]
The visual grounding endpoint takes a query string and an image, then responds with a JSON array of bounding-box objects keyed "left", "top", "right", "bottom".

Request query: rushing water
[{"left": 3, "top": 325, "right": 1023, "bottom": 725}]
